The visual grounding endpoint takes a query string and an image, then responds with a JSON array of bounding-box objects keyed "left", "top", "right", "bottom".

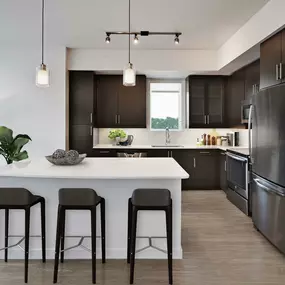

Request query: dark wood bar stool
[
  {"left": 127, "top": 188, "right": 173, "bottom": 284},
  {"left": 53, "top": 188, "right": 106, "bottom": 284},
  {"left": 0, "top": 188, "right": 46, "bottom": 283}
]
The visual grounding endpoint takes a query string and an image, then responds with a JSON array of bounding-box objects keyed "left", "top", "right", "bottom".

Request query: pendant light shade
[
  {"left": 36, "top": 64, "right": 50, "bottom": 87},
  {"left": 36, "top": 0, "right": 50, "bottom": 88},
  {"left": 123, "top": 63, "right": 136, "bottom": 86}
]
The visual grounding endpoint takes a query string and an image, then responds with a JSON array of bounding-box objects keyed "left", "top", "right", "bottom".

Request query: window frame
[{"left": 147, "top": 78, "right": 186, "bottom": 131}]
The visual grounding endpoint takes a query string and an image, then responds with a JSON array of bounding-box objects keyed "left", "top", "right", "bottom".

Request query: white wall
[{"left": 0, "top": 44, "right": 67, "bottom": 165}]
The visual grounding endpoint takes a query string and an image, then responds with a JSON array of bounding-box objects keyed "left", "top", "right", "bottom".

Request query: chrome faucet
[{"left": 165, "top": 127, "right": 171, "bottom": 145}]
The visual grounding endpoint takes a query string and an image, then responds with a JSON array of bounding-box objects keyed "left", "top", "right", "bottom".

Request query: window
[{"left": 149, "top": 81, "right": 183, "bottom": 130}]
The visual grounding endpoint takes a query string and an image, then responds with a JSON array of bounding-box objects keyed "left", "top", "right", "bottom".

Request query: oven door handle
[
  {"left": 226, "top": 153, "right": 248, "bottom": 162},
  {"left": 254, "top": 178, "right": 285, "bottom": 197}
]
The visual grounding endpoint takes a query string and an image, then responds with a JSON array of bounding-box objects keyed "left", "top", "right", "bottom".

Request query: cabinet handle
[
  {"left": 90, "top": 126, "right": 93, "bottom": 136},
  {"left": 193, "top": 157, "right": 196, "bottom": 168},
  {"left": 171, "top": 151, "right": 173, "bottom": 157},
  {"left": 280, "top": 63, "right": 283, "bottom": 80},
  {"left": 90, "top": 113, "right": 93, "bottom": 124},
  {"left": 252, "top": 85, "right": 255, "bottom": 95},
  {"left": 204, "top": 115, "right": 207, "bottom": 124},
  {"left": 224, "top": 161, "right": 227, "bottom": 171},
  {"left": 115, "top": 115, "right": 117, "bottom": 124},
  {"left": 200, "top": 151, "right": 210, "bottom": 154},
  {"left": 276, "top": 64, "right": 280, "bottom": 80},
  {"left": 99, "top": 151, "right": 110, "bottom": 154},
  {"left": 207, "top": 115, "right": 210, "bottom": 124},
  {"left": 118, "top": 114, "right": 121, "bottom": 124}
]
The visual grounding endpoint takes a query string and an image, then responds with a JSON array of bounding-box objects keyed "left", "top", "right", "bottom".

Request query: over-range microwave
[{"left": 241, "top": 99, "right": 252, "bottom": 124}]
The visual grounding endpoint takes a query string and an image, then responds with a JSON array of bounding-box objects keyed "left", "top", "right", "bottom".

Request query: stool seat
[
  {"left": 0, "top": 188, "right": 46, "bottom": 283},
  {"left": 0, "top": 188, "right": 43, "bottom": 207},
  {"left": 131, "top": 189, "right": 171, "bottom": 207},
  {"left": 59, "top": 188, "right": 101, "bottom": 207}
]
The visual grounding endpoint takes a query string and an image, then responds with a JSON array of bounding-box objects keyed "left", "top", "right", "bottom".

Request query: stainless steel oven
[{"left": 226, "top": 151, "right": 249, "bottom": 215}]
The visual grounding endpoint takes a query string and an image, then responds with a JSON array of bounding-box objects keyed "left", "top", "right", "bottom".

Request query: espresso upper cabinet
[
  {"left": 189, "top": 76, "right": 225, "bottom": 128},
  {"left": 260, "top": 31, "right": 282, "bottom": 90},
  {"left": 245, "top": 60, "right": 260, "bottom": 99},
  {"left": 226, "top": 69, "right": 245, "bottom": 128},
  {"left": 207, "top": 77, "right": 225, "bottom": 126},
  {"left": 69, "top": 71, "right": 94, "bottom": 126},
  {"left": 118, "top": 76, "right": 146, "bottom": 128},
  {"left": 96, "top": 76, "right": 120, "bottom": 128},
  {"left": 96, "top": 75, "right": 146, "bottom": 128}
]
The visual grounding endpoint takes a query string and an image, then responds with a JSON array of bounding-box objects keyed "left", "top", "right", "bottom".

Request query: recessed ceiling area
[{"left": 49, "top": 0, "right": 270, "bottom": 50}]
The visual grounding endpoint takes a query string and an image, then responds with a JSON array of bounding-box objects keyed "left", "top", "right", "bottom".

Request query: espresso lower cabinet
[
  {"left": 171, "top": 150, "right": 195, "bottom": 190},
  {"left": 220, "top": 152, "right": 227, "bottom": 192},
  {"left": 70, "top": 125, "right": 93, "bottom": 156},
  {"left": 147, "top": 149, "right": 168, "bottom": 157},
  {"left": 190, "top": 151, "right": 220, "bottom": 190}
]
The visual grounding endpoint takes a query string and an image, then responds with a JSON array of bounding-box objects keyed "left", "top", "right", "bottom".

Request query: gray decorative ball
[
  {"left": 65, "top": 150, "right": 79, "bottom": 163},
  {"left": 52, "top": 149, "right": 66, "bottom": 159}
]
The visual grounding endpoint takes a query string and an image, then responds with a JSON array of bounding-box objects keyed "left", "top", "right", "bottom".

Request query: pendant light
[
  {"left": 123, "top": 0, "right": 136, "bottom": 86},
  {"left": 36, "top": 0, "right": 50, "bottom": 88}
]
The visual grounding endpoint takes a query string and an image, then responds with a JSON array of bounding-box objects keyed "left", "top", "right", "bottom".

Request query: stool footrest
[
  {"left": 0, "top": 235, "right": 41, "bottom": 252},
  {"left": 60, "top": 235, "right": 102, "bottom": 253},
  {"left": 136, "top": 236, "right": 167, "bottom": 254}
]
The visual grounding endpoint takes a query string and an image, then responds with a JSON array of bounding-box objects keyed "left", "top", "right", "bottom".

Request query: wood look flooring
[{"left": 1, "top": 191, "right": 285, "bottom": 284}]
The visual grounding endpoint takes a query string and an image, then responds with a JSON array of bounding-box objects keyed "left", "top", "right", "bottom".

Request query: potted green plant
[
  {"left": 108, "top": 129, "right": 127, "bottom": 145},
  {"left": 0, "top": 126, "right": 32, "bottom": 164}
]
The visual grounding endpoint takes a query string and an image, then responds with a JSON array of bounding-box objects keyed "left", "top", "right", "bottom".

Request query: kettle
[{"left": 127, "top": 135, "right": 134, "bottom": 145}]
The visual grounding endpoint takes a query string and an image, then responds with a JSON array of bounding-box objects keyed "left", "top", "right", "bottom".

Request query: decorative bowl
[{"left": 45, "top": 154, "right": 87, "bottom": 166}]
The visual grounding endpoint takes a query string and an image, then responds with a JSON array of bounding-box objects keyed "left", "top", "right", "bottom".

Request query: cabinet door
[
  {"left": 118, "top": 75, "right": 146, "bottom": 128},
  {"left": 69, "top": 125, "right": 93, "bottom": 156},
  {"left": 172, "top": 150, "right": 194, "bottom": 190},
  {"left": 189, "top": 77, "right": 207, "bottom": 127},
  {"left": 245, "top": 60, "right": 260, "bottom": 99},
  {"left": 282, "top": 30, "right": 285, "bottom": 83},
  {"left": 207, "top": 77, "right": 225, "bottom": 127},
  {"left": 226, "top": 69, "right": 245, "bottom": 128},
  {"left": 69, "top": 71, "right": 94, "bottom": 125},
  {"left": 96, "top": 76, "right": 120, "bottom": 128},
  {"left": 220, "top": 152, "right": 227, "bottom": 192},
  {"left": 260, "top": 32, "right": 282, "bottom": 90},
  {"left": 192, "top": 151, "right": 220, "bottom": 190}
]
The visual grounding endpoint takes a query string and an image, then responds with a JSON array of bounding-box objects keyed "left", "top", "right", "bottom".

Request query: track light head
[
  {"left": 174, "top": 34, "right": 179, "bottom": 45},
  {"left": 133, "top": 34, "right": 139, "bottom": 45},
  {"left": 105, "top": 34, "right": 111, "bottom": 44}
]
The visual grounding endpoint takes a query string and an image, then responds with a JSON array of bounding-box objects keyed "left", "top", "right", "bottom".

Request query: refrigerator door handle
[
  {"left": 248, "top": 105, "right": 253, "bottom": 160},
  {"left": 254, "top": 178, "right": 285, "bottom": 197}
]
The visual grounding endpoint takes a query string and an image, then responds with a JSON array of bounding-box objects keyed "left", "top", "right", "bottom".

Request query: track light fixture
[
  {"left": 174, "top": 34, "right": 179, "bottom": 45},
  {"left": 133, "top": 34, "right": 139, "bottom": 44},
  {"left": 105, "top": 31, "right": 182, "bottom": 45},
  {"left": 105, "top": 34, "right": 111, "bottom": 44}
]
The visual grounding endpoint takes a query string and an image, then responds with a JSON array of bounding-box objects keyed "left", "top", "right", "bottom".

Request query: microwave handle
[{"left": 248, "top": 105, "right": 253, "bottom": 159}]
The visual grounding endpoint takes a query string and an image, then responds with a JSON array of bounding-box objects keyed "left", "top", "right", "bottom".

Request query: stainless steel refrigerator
[{"left": 251, "top": 84, "right": 285, "bottom": 254}]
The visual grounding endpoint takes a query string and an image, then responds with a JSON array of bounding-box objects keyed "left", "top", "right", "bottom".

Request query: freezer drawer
[{"left": 252, "top": 173, "right": 285, "bottom": 254}]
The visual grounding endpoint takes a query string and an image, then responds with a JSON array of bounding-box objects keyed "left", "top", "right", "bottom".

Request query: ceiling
[{"left": 1, "top": 0, "right": 270, "bottom": 50}]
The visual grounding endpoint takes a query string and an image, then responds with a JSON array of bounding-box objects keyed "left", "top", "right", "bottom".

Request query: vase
[{"left": 115, "top": 137, "right": 121, "bottom": 145}]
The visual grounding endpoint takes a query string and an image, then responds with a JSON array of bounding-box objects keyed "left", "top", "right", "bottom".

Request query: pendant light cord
[
  {"left": 41, "top": 0, "right": 45, "bottom": 64},
  {"left": 128, "top": 0, "right": 131, "bottom": 64}
]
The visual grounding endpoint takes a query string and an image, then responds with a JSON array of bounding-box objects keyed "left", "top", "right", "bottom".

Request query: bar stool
[
  {"left": 127, "top": 188, "right": 173, "bottom": 284},
  {"left": 0, "top": 188, "right": 46, "bottom": 283},
  {"left": 53, "top": 188, "right": 106, "bottom": 284}
]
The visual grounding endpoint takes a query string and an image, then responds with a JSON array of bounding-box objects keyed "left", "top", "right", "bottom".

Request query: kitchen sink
[{"left": 151, "top": 145, "right": 184, "bottom": 147}]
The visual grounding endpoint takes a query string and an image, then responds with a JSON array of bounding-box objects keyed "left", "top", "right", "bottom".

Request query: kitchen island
[{"left": 0, "top": 158, "right": 188, "bottom": 260}]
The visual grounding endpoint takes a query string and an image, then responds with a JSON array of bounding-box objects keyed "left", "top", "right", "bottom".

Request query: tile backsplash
[{"left": 95, "top": 128, "right": 249, "bottom": 147}]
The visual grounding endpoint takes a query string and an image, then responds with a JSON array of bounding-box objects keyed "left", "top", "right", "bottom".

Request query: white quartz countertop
[
  {"left": 93, "top": 144, "right": 247, "bottom": 152},
  {"left": 0, "top": 158, "right": 189, "bottom": 180}
]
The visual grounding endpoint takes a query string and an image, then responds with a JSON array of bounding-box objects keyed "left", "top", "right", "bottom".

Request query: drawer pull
[{"left": 99, "top": 151, "right": 110, "bottom": 154}]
